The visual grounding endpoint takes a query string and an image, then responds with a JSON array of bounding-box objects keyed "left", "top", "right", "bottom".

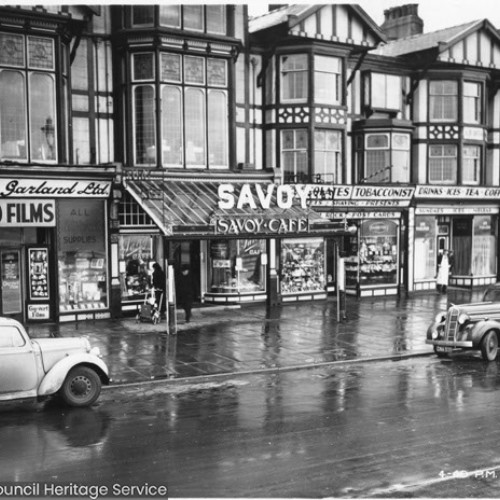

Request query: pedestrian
[
  {"left": 437, "top": 250, "right": 450, "bottom": 293},
  {"left": 152, "top": 262, "right": 167, "bottom": 316},
  {"left": 176, "top": 264, "right": 195, "bottom": 323}
]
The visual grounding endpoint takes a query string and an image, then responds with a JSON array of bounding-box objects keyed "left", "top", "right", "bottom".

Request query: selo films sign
[
  {"left": 0, "top": 199, "right": 55, "bottom": 227},
  {"left": 215, "top": 183, "right": 311, "bottom": 235}
]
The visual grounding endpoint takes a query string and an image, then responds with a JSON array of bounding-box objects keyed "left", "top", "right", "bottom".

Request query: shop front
[
  {"left": 0, "top": 175, "right": 112, "bottom": 323},
  {"left": 121, "top": 173, "right": 351, "bottom": 309},
  {"left": 412, "top": 185, "right": 500, "bottom": 290}
]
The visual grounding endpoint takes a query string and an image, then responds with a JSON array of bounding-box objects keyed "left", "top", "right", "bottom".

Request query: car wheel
[
  {"left": 60, "top": 366, "right": 102, "bottom": 407},
  {"left": 433, "top": 346, "right": 448, "bottom": 358},
  {"left": 481, "top": 331, "right": 499, "bottom": 362}
]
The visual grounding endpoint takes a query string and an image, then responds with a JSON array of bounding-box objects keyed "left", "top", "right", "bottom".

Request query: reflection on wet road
[{"left": 2, "top": 356, "right": 500, "bottom": 498}]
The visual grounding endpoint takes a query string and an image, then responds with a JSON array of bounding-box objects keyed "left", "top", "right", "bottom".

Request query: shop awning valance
[{"left": 124, "top": 178, "right": 349, "bottom": 238}]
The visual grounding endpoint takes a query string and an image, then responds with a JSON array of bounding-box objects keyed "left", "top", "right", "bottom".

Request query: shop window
[
  {"left": 133, "top": 85, "right": 156, "bottom": 165},
  {"left": 158, "top": 53, "right": 228, "bottom": 169},
  {"left": 119, "top": 235, "right": 154, "bottom": 300},
  {"left": 366, "top": 73, "right": 402, "bottom": 112},
  {"left": 313, "top": 129, "right": 342, "bottom": 183},
  {"left": 358, "top": 220, "right": 398, "bottom": 286},
  {"left": 281, "top": 238, "right": 325, "bottom": 294},
  {"left": 428, "top": 144, "right": 457, "bottom": 184},
  {"left": 463, "top": 81, "right": 482, "bottom": 124},
  {"left": 472, "top": 216, "right": 496, "bottom": 276},
  {"left": 0, "top": 33, "right": 57, "bottom": 162},
  {"left": 414, "top": 216, "right": 437, "bottom": 280},
  {"left": 462, "top": 145, "right": 481, "bottom": 184},
  {"left": 57, "top": 200, "right": 108, "bottom": 313},
  {"left": 209, "top": 240, "right": 266, "bottom": 294},
  {"left": 429, "top": 80, "right": 458, "bottom": 122},
  {"left": 280, "top": 54, "right": 308, "bottom": 103},
  {"left": 281, "top": 129, "right": 308, "bottom": 183},
  {"left": 314, "top": 55, "right": 341, "bottom": 105}
]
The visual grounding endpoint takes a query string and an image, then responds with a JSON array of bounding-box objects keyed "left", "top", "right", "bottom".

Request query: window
[
  {"left": 0, "top": 326, "right": 25, "bottom": 348},
  {"left": 463, "top": 145, "right": 480, "bottom": 184},
  {"left": 391, "top": 134, "right": 410, "bottom": 182},
  {"left": 132, "top": 6, "right": 154, "bottom": 26},
  {"left": 159, "top": 53, "right": 228, "bottom": 169},
  {"left": 0, "top": 33, "right": 56, "bottom": 162},
  {"left": 281, "top": 129, "right": 308, "bottom": 183},
  {"left": 281, "top": 55, "right": 308, "bottom": 102},
  {"left": 463, "top": 82, "right": 481, "bottom": 124},
  {"left": 159, "top": 5, "right": 226, "bottom": 34},
  {"left": 429, "top": 144, "right": 457, "bottom": 183},
  {"left": 314, "top": 55, "right": 341, "bottom": 105},
  {"left": 429, "top": 81, "right": 458, "bottom": 122},
  {"left": 313, "top": 129, "right": 341, "bottom": 183},
  {"left": 369, "top": 73, "right": 402, "bottom": 111}
]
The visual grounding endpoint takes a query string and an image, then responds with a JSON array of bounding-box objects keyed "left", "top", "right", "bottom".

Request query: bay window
[
  {"left": 314, "top": 55, "right": 341, "bottom": 105},
  {"left": 313, "top": 129, "right": 342, "bottom": 183},
  {"left": 366, "top": 73, "right": 402, "bottom": 111},
  {"left": 462, "top": 145, "right": 480, "bottom": 184},
  {"left": 429, "top": 144, "right": 457, "bottom": 183},
  {"left": 281, "top": 129, "right": 308, "bottom": 183},
  {"left": 463, "top": 81, "right": 482, "bottom": 124},
  {"left": 0, "top": 33, "right": 57, "bottom": 162},
  {"left": 429, "top": 81, "right": 458, "bottom": 122},
  {"left": 159, "top": 5, "right": 226, "bottom": 34}
]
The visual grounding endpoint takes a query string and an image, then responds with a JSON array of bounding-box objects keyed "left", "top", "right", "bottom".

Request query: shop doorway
[{"left": 168, "top": 241, "right": 201, "bottom": 303}]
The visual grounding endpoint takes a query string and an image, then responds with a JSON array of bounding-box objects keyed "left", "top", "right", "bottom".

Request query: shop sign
[
  {"left": 415, "top": 185, "right": 500, "bottom": 200},
  {"left": 0, "top": 199, "right": 55, "bottom": 227},
  {"left": 212, "top": 259, "right": 231, "bottom": 268},
  {"left": 0, "top": 179, "right": 111, "bottom": 198},
  {"left": 215, "top": 217, "right": 308, "bottom": 235},
  {"left": 27, "top": 304, "right": 50, "bottom": 320},
  {"left": 416, "top": 207, "right": 499, "bottom": 215},
  {"left": 332, "top": 211, "right": 399, "bottom": 219}
]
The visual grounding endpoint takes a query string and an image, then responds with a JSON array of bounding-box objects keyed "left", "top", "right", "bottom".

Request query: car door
[{"left": 0, "top": 325, "right": 39, "bottom": 394}]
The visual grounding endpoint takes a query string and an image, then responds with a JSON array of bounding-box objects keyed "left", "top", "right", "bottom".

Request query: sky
[{"left": 248, "top": 0, "right": 500, "bottom": 33}]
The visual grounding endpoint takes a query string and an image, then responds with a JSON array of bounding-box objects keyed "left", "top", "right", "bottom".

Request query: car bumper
[{"left": 426, "top": 339, "right": 474, "bottom": 348}]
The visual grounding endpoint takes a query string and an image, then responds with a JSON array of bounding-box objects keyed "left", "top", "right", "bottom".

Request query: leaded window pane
[
  {"left": 133, "top": 53, "right": 154, "bottom": 81},
  {"left": 366, "top": 134, "right": 389, "bottom": 149},
  {"left": 134, "top": 85, "right": 156, "bottom": 165},
  {"left": 208, "top": 90, "right": 228, "bottom": 167},
  {"left": 281, "top": 55, "right": 308, "bottom": 102},
  {"left": 30, "top": 73, "right": 56, "bottom": 161},
  {"left": 314, "top": 130, "right": 341, "bottom": 182},
  {"left": 160, "top": 5, "right": 180, "bottom": 27},
  {"left": 0, "top": 70, "right": 27, "bottom": 160},
  {"left": 161, "top": 54, "right": 181, "bottom": 82},
  {"left": 0, "top": 33, "right": 24, "bottom": 67},
  {"left": 185, "top": 88, "right": 206, "bottom": 166},
  {"left": 281, "top": 129, "right": 308, "bottom": 183},
  {"left": 162, "top": 86, "right": 183, "bottom": 166},
  {"left": 206, "top": 5, "right": 226, "bottom": 34},
  {"left": 184, "top": 56, "right": 205, "bottom": 85},
  {"left": 207, "top": 59, "right": 227, "bottom": 87},
  {"left": 28, "top": 36, "right": 54, "bottom": 70},
  {"left": 184, "top": 5, "right": 203, "bottom": 31}
]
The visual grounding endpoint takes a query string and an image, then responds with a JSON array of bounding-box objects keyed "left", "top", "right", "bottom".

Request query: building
[{"left": 1, "top": 4, "right": 500, "bottom": 323}]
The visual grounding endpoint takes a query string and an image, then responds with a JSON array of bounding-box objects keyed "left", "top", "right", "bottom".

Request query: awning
[{"left": 125, "top": 178, "right": 350, "bottom": 238}]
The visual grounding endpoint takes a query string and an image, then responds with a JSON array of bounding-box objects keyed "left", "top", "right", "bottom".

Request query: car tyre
[
  {"left": 481, "top": 331, "right": 499, "bottom": 362},
  {"left": 60, "top": 366, "right": 102, "bottom": 407}
]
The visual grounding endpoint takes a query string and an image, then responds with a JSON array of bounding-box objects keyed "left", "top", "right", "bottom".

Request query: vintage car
[
  {"left": 0, "top": 317, "right": 109, "bottom": 406},
  {"left": 426, "top": 285, "right": 500, "bottom": 361}
]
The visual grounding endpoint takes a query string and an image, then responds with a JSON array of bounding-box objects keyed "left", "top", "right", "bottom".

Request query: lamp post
[{"left": 40, "top": 117, "right": 55, "bottom": 160}]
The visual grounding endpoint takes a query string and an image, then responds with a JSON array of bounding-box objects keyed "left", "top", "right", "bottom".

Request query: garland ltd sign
[{"left": 0, "top": 179, "right": 111, "bottom": 198}]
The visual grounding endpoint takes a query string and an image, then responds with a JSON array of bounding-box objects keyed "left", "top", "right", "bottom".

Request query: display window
[
  {"left": 119, "top": 235, "right": 153, "bottom": 300},
  {"left": 358, "top": 220, "right": 398, "bottom": 286},
  {"left": 57, "top": 200, "right": 108, "bottom": 312},
  {"left": 414, "top": 216, "right": 437, "bottom": 280},
  {"left": 280, "top": 238, "right": 325, "bottom": 294},
  {"left": 472, "top": 216, "right": 496, "bottom": 276},
  {"left": 209, "top": 239, "right": 266, "bottom": 294}
]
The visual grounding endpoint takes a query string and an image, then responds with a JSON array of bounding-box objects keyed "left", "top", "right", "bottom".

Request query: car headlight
[
  {"left": 458, "top": 313, "right": 470, "bottom": 325},
  {"left": 435, "top": 312, "right": 446, "bottom": 323},
  {"left": 432, "top": 330, "right": 439, "bottom": 340}
]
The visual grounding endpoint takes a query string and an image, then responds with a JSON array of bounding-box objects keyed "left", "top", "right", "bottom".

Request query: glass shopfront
[
  {"left": 57, "top": 199, "right": 108, "bottom": 313},
  {"left": 280, "top": 238, "right": 325, "bottom": 294},
  {"left": 209, "top": 239, "right": 266, "bottom": 294},
  {"left": 414, "top": 216, "right": 437, "bottom": 280}
]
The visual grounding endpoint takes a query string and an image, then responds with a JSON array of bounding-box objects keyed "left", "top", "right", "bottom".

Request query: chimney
[{"left": 381, "top": 4, "right": 423, "bottom": 41}]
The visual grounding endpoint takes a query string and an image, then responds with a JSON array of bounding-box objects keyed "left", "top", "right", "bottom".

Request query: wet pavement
[{"left": 26, "top": 287, "right": 486, "bottom": 385}]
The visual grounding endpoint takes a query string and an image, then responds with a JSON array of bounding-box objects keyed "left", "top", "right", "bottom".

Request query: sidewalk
[{"left": 26, "top": 287, "right": 485, "bottom": 385}]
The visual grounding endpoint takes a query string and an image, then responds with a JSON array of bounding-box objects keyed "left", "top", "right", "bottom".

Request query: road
[{"left": 1, "top": 355, "right": 500, "bottom": 498}]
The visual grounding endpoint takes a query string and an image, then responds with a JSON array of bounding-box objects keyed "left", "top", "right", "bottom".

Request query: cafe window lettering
[
  {"left": 280, "top": 238, "right": 325, "bottom": 294},
  {"left": 119, "top": 235, "right": 154, "bottom": 300},
  {"left": 209, "top": 240, "right": 266, "bottom": 294},
  {"left": 57, "top": 200, "right": 108, "bottom": 312}
]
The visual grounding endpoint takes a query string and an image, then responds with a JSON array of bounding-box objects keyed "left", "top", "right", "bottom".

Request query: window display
[
  {"left": 209, "top": 239, "right": 265, "bottom": 294},
  {"left": 280, "top": 238, "right": 325, "bottom": 294},
  {"left": 472, "top": 216, "right": 496, "bottom": 276},
  {"left": 414, "top": 216, "right": 437, "bottom": 280},
  {"left": 28, "top": 248, "right": 49, "bottom": 300},
  {"left": 119, "top": 235, "right": 153, "bottom": 300},
  {"left": 57, "top": 200, "right": 108, "bottom": 312}
]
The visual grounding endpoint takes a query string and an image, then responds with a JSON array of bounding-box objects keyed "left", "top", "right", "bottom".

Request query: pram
[{"left": 136, "top": 288, "right": 163, "bottom": 324}]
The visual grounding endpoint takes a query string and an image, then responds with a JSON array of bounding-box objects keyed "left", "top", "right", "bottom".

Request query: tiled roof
[
  {"left": 372, "top": 20, "right": 482, "bottom": 57},
  {"left": 249, "top": 4, "right": 314, "bottom": 33}
]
